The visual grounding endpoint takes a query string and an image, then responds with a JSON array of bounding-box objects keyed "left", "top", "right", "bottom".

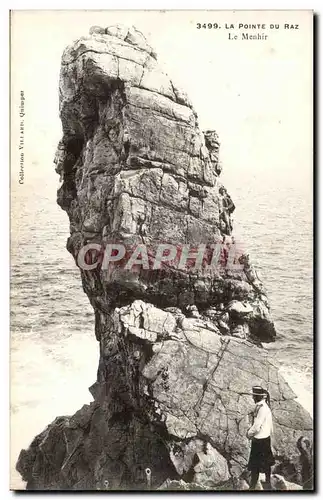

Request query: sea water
[{"left": 10, "top": 167, "right": 313, "bottom": 488}]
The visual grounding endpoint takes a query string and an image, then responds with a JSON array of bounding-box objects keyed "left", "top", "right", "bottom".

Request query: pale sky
[{"left": 10, "top": 10, "right": 313, "bottom": 189}]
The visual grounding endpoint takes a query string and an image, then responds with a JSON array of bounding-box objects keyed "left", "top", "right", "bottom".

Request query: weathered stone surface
[
  {"left": 17, "top": 403, "right": 177, "bottom": 490},
  {"left": 54, "top": 22, "right": 276, "bottom": 341},
  {"left": 193, "top": 442, "right": 230, "bottom": 486},
  {"left": 17, "top": 25, "right": 312, "bottom": 491},
  {"left": 17, "top": 301, "right": 312, "bottom": 489}
]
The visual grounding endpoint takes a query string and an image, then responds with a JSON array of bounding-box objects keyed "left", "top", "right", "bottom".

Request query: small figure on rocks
[
  {"left": 204, "top": 303, "right": 230, "bottom": 334},
  {"left": 239, "top": 253, "right": 257, "bottom": 281},
  {"left": 238, "top": 254, "right": 265, "bottom": 296},
  {"left": 122, "top": 127, "right": 131, "bottom": 160},
  {"left": 203, "top": 130, "right": 222, "bottom": 175},
  {"left": 137, "top": 213, "right": 148, "bottom": 242},
  {"left": 297, "top": 436, "right": 313, "bottom": 490},
  {"left": 54, "top": 141, "right": 66, "bottom": 181},
  {"left": 219, "top": 187, "right": 235, "bottom": 235},
  {"left": 145, "top": 468, "right": 152, "bottom": 489},
  {"left": 247, "top": 386, "right": 275, "bottom": 490},
  {"left": 219, "top": 218, "right": 227, "bottom": 234},
  {"left": 217, "top": 304, "right": 230, "bottom": 334}
]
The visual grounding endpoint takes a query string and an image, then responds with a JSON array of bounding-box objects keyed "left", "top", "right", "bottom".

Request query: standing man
[
  {"left": 247, "top": 386, "right": 275, "bottom": 490},
  {"left": 219, "top": 187, "right": 235, "bottom": 235}
]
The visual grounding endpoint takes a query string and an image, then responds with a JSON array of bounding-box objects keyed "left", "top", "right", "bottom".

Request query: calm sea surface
[{"left": 10, "top": 169, "right": 313, "bottom": 488}]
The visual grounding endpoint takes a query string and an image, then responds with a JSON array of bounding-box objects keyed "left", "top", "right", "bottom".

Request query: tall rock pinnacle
[{"left": 16, "top": 26, "right": 312, "bottom": 491}]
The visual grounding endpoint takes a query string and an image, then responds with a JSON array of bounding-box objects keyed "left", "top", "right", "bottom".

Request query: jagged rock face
[
  {"left": 17, "top": 26, "right": 313, "bottom": 490},
  {"left": 17, "top": 300, "right": 312, "bottom": 490},
  {"left": 54, "top": 24, "right": 274, "bottom": 342},
  {"left": 92, "top": 302, "right": 312, "bottom": 480}
]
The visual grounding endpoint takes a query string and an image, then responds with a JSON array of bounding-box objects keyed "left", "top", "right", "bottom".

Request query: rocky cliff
[{"left": 16, "top": 25, "right": 313, "bottom": 490}]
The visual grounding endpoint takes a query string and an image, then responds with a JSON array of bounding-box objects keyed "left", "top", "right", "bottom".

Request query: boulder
[
  {"left": 227, "top": 300, "right": 253, "bottom": 315},
  {"left": 17, "top": 301, "right": 312, "bottom": 489},
  {"left": 271, "top": 474, "right": 303, "bottom": 491},
  {"left": 158, "top": 479, "right": 206, "bottom": 490}
]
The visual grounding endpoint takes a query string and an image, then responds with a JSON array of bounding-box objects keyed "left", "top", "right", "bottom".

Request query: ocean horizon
[{"left": 10, "top": 163, "right": 313, "bottom": 489}]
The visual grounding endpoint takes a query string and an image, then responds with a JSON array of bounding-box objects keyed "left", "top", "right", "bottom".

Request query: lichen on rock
[{"left": 17, "top": 25, "right": 313, "bottom": 490}]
